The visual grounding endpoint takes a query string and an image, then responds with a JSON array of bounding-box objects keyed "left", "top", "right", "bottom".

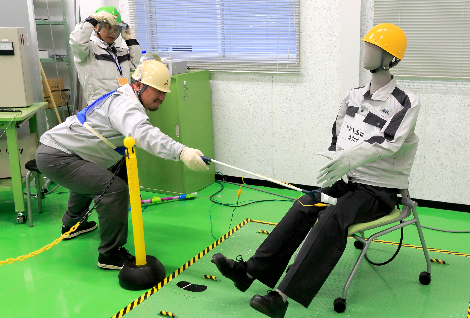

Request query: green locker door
[{"left": 136, "top": 70, "right": 215, "bottom": 194}]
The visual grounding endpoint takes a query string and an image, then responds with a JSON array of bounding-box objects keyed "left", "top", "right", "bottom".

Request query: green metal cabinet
[{"left": 136, "top": 70, "right": 215, "bottom": 194}]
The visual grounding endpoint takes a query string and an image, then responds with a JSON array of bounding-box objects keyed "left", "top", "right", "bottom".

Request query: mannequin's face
[
  {"left": 362, "top": 42, "right": 383, "bottom": 70},
  {"left": 362, "top": 42, "right": 394, "bottom": 71}
]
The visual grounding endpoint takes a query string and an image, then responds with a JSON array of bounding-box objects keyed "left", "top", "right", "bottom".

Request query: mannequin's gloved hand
[
  {"left": 317, "top": 151, "right": 336, "bottom": 160},
  {"left": 180, "top": 147, "right": 209, "bottom": 171},
  {"left": 92, "top": 11, "right": 116, "bottom": 25},
  {"left": 122, "top": 23, "right": 134, "bottom": 40},
  {"left": 316, "top": 142, "right": 379, "bottom": 187}
]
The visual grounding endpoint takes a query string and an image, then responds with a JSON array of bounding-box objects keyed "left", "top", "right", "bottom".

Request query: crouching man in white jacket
[{"left": 36, "top": 60, "right": 208, "bottom": 270}]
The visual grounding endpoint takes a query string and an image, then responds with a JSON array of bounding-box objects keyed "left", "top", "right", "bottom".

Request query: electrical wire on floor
[
  {"left": 421, "top": 226, "right": 470, "bottom": 233},
  {"left": 363, "top": 200, "right": 404, "bottom": 266},
  {"left": 208, "top": 172, "right": 296, "bottom": 240},
  {"left": 208, "top": 202, "right": 217, "bottom": 240},
  {"left": 209, "top": 172, "right": 295, "bottom": 208},
  {"left": 227, "top": 178, "right": 244, "bottom": 232}
]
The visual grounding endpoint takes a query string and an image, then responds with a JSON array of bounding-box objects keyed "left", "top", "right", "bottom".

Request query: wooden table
[{"left": 0, "top": 102, "right": 47, "bottom": 223}]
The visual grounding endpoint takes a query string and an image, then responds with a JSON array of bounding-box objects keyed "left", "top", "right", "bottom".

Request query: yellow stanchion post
[
  {"left": 124, "top": 137, "right": 146, "bottom": 266},
  {"left": 118, "top": 136, "right": 166, "bottom": 290}
]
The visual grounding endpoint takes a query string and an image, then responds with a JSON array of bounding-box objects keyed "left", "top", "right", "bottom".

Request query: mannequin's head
[
  {"left": 362, "top": 23, "right": 407, "bottom": 73},
  {"left": 362, "top": 42, "right": 394, "bottom": 72}
]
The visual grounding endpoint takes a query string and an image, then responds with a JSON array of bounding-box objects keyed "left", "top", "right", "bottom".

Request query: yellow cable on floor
[{"left": 0, "top": 221, "right": 81, "bottom": 266}]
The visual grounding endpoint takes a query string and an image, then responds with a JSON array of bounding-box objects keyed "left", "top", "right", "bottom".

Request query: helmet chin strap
[
  {"left": 370, "top": 57, "right": 400, "bottom": 73},
  {"left": 370, "top": 65, "right": 389, "bottom": 73},
  {"left": 138, "top": 84, "right": 148, "bottom": 98}
]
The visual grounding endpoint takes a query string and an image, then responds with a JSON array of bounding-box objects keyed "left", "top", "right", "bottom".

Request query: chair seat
[
  {"left": 25, "top": 159, "right": 40, "bottom": 173},
  {"left": 348, "top": 208, "right": 405, "bottom": 236}
]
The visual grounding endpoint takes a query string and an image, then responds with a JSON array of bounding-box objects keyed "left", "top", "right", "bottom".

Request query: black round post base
[{"left": 118, "top": 255, "right": 166, "bottom": 290}]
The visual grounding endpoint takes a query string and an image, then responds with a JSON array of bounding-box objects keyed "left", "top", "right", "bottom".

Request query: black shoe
[
  {"left": 61, "top": 221, "right": 97, "bottom": 240},
  {"left": 98, "top": 246, "right": 135, "bottom": 270},
  {"left": 211, "top": 253, "right": 254, "bottom": 292},
  {"left": 250, "top": 291, "right": 288, "bottom": 318}
]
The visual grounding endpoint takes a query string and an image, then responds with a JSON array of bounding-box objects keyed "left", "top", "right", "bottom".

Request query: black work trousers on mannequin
[{"left": 245, "top": 180, "right": 398, "bottom": 307}]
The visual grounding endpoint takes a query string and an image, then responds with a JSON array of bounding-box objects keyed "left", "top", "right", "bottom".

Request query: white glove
[
  {"left": 180, "top": 147, "right": 209, "bottom": 171},
  {"left": 92, "top": 12, "right": 116, "bottom": 25},
  {"left": 122, "top": 23, "right": 134, "bottom": 40},
  {"left": 316, "top": 142, "right": 379, "bottom": 187},
  {"left": 317, "top": 151, "right": 336, "bottom": 160}
]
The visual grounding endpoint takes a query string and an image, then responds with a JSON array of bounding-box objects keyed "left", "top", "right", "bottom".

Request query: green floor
[{"left": 0, "top": 181, "right": 469, "bottom": 318}]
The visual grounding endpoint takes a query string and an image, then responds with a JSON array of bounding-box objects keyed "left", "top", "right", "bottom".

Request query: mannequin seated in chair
[{"left": 210, "top": 23, "right": 421, "bottom": 318}]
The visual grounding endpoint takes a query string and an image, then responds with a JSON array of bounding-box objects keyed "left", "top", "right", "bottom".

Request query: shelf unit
[{"left": 34, "top": 0, "right": 75, "bottom": 117}]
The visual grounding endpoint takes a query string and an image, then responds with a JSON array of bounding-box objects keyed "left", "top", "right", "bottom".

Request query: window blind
[
  {"left": 128, "top": 0, "right": 300, "bottom": 73},
  {"left": 374, "top": 0, "right": 470, "bottom": 79}
]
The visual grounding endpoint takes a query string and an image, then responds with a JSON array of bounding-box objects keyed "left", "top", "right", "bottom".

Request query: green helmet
[{"left": 95, "top": 6, "right": 123, "bottom": 24}]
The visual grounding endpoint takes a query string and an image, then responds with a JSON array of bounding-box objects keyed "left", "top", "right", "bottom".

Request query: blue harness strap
[
  {"left": 76, "top": 89, "right": 126, "bottom": 155},
  {"left": 77, "top": 89, "right": 117, "bottom": 124}
]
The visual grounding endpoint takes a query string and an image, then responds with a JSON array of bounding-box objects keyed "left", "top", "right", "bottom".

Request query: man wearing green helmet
[{"left": 70, "top": 6, "right": 142, "bottom": 106}]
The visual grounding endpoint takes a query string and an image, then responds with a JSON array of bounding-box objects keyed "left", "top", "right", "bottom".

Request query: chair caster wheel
[
  {"left": 334, "top": 297, "right": 346, "bottom": 313},
  {"left": 16, "top": 212, "right": 27, "bottom": 224},
  {"left": 354, "top": 240, "right": 364, "bottom": 250},
  {"left": 419, "top": 271, "right": 431, "bottom": 285}
]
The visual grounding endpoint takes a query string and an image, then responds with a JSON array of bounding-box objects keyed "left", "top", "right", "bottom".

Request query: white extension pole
[
  {"left": 209, "top": 158, "right": 337, "bottom": 205},
  {"left": 210, "top": 159, "right": 303, "bottom": 192}
]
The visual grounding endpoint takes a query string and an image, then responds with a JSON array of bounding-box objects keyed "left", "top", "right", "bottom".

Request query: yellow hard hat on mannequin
[
  {"left": 133, "top": 60, "right": 171, "bottom": 93},
  {"left": 362, "top": 23, "right": 407, "bottom": 61}
]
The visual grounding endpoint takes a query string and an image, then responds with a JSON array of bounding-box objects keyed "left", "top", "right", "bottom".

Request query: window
[
  {"left": 374, "top": 0, "right": 470, "bottom": 79},
  {"left": 128, "top": 0, "right": 300, "bottom": 73}
]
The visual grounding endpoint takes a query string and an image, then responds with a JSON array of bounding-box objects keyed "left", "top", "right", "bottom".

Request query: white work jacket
[
  {"left": 39, "top": 84, "right": 186, "bottom": 169},
  {"left": 330, "top": 76, "right": 421, "bottom": 189},
  {"left": 70, "top": 18, "right": 142, "bottom": 105}
]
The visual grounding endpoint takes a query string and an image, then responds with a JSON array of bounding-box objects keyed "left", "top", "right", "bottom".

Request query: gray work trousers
[
  {"left": 246, "top": 180, "right": 398, "bottom": 307},
  {"left": 36, "top": 144, "right": 129, "bottom": 255}
]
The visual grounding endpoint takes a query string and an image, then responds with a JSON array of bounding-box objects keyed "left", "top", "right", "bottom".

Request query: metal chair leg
[
  {"left": 34, "top": 171, "right": 43, "bottom": 213},
  {"left": 25, "top": 171, "right": 33, "bottom": 227}
]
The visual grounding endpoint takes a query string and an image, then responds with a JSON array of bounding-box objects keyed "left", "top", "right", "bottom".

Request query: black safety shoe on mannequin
[
  {"left": 250, "top": 291, "right": 289, "bottom": 318},
  {"left": 61, "top": 221, "right": 97, "bottom": 240},
  {"left": 211, "top": 253, "right": 254, "bottom": 292},
  {"left": 98, "top": 246, "right": 135, "bottom": 270}
]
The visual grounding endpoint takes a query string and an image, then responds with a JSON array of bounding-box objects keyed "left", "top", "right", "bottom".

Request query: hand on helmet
[
  {"left": 122, "top": 23, "right": 134, "bottom": 40},
  {"left": 180, "top": 147, "right": 209, "bottom": 171},
  {"left": 92, "top": 11, "right": 116, "bottom": 25}
]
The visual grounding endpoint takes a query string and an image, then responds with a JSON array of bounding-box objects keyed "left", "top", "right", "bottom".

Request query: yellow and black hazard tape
[
  {"left": 430, "top": 259, "right": 446, "bottom": 265},
  {"left": 111, "top": 218, "right": 253, "bottom": 318},
  {"left": 112, "top": 218, "right": 466, "bottom": 318},
  {"left": 159, "top": 311, "right": 176, "bottom": 317},
  {"left": 251, "top": 219, "right": 278, "bottom": 226},
  {"left": 467, "top": 302, "right": 470, "bottom": 318},
  {"left": 203, "top": 275, "right": 217, "bottom": 281},
  {"left": 258, "top": 230, "right": 271, "bottom": 235},
  {"left": 372, "top": 239, "right": 470, "bottom": 258}
]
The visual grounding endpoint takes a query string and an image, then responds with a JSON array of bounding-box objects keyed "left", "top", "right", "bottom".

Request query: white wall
[
  {"left": 210, "top": 0, "right": 343, "bottom": 188},
  {"left": 124, "top": 0, "right": 470, "bottom": 205}
]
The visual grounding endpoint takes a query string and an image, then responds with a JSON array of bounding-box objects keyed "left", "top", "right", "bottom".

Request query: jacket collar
[
  {"left": 91, "top": 35, "right": 117, "bottom": 53},
  {"left": 362, "top": 75, "right": 397, "bottom": 101},
  {"left": 118, "top": 84, "right": 140, "bottom": 101}
]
